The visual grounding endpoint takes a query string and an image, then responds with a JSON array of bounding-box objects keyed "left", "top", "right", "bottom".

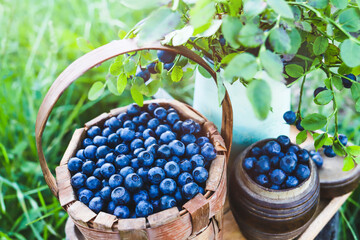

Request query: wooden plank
[
  {"left": 56, "top": 165, "right": 76, "bottom": 206},
  {"left": 190, "top": 221, "right": 214, "bottom": 240},
  {"left": 206, "top": 155, "right": 225, "bottom": 192},
  {"left": 93, "top": 212, "right": 117, "bottom": 231},
  {"left": 60, "top": 128, "right": 86, "bottom": 165},
  {"left": 84, "top": 113, "right": 109, "bottom": 128},
  {"left": 117, "top": 218, "right": 146, "bottom": 231},
  {"left": 67, "top": 201, "right": 96, "bottom": 227},
  {"left": 183, "top": 194, "right": 210, "bottom": 234},
  {"left": 147, "top": 207, "right": 180, "bottom": 228},
  {"left": 202, "top": 122, "right": 227, "bottom": 152}
]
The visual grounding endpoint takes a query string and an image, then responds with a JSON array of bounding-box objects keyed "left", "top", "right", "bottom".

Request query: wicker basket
[{"left": 35, "top": 39, "right": 233, "bottom": 239}]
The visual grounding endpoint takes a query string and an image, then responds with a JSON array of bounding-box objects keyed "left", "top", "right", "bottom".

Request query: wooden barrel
[{"left": 228, "top": 139, "right": 320, "bottom": 240}]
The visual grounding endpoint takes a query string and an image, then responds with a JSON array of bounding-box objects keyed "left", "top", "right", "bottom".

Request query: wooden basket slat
[
  {"left": 208, "top": 165, "right": 227, "bottom": 218},
  {"left": 183, "top": 194, "right": 210, "bottom": 235},
  {"left": 147, "top": 207, "right": 180, "bottom": 228},
  {"left": 117, "top": 218, "right": 147, "bottom": 231},
  {"left": 74, "top": 222, "right": 122, "bottom": 240},
  {"left": 202, "top": 122, "right": 227, "bottom": 152},
  {"left": 93, "top": 212, "right": 117, "bottom": 231},
  {"left": 206, "top": 155, "right": 225, "bottom": 192},
  {"left": 190, "top": 220, "right": 215, "bottom": 240},
  {"left": 84, "top": 113, "right": 109, "bottom": 128},
  {"left": 68, "top": 201, "right": 97, "bottom": 227},
  {"left": 56, "top": 165, "right": 76, "bottom": 206},
  {"left": 60, "top": 128, "right": 86, "bottom": 166}
]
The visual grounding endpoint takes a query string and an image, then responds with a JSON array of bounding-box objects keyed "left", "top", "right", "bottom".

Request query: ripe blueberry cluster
[
  {"left": 68, "top": 103, "right": 217, "bottom": 218},
  {"left": 243, "top": 135, "right": 315, "bottom": 190},
  {"left": 282, "top": 110, "right": 304, "bottom": 132},
  {"left": 323, "top": 134, "right": 348, "bottom": 158}
]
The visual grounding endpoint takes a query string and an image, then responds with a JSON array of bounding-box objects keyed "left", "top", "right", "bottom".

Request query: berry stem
[
  {"left": 329, "top": 73, "right": 339, "bottom": 138},
  {"left": 297, "top": 68, "right": 307, "bottom": 118}
]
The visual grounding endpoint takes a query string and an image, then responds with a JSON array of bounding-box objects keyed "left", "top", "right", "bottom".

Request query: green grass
[{"left": 0, "top": 0, "right": 359, "bottom": 239}]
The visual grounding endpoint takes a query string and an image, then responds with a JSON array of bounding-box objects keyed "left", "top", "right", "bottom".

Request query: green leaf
[
  {"left": 285, "top": 64, "right": 304, "bottom": 78},
  {"left": 130, "top": 85, "right": 144, "bottom": 106},
  {"left": 296, "top": 130, "right": 308, "bottom": 145},
  {"left": 243, "top": 0, "right": 266, "bottom": 17},
  {"left": 246, "top": 80, "right": 272, "bottom": 120},
  {"left": 217, "top": 73, "right": 226, "bottom": 106},
  {"left": 238, "top": 24, "right": 264, "bottom": 48},
  {"left": 347, "top": 146, "right": 360, "bottom": 156},
  {"left": 117, "top": 73, "right": 127, "bottom": 95},
  {"left": 339, "top": 8, "right": 360, "bottom": 32},
  {"left": 269, "top": 28, "right": 291, "bottom": 53},
  {"left": 343, "top": 155, "right": 355, "bottom": 171},
  {"left": 171, "top": 66, "right": 183, "bottom": 82},
  {"left": 314, "top": 90, "right": 333, "bottom": 105},
  {"left": 308, "top": 0, "right": 329, "bottom": 9},
  {"left": 199, "top": 19, "right": 222, "bottom": 38},
  {"left": 190, "top": 0, "right": 216, "bottom": 32},
  {"left": 356, "top": 99, "right": 360, "bottom": 112},
  {"left": 224, "top": 53, "right": 258, "bottom": 81},
  {"left": 351, "top": 83, "right": 360, "bottom": 100},
  {"left": 324, "top": 78, "right": 331, "bottom": 89},
  {"left": 109, "top": 61, "right": 123, "bottom": 76},
  {"left": 138, "top": 8, "right": 180, "bottom": 45},
  {"left": 88, "top": 82, "right": 105, "bottom": 101},
  {"left": 260, "top": 50, "right": 284, "bottom": 81},
  {"left": 171, "top": 25, "right": 194, "bottom": 46},
  {"left": 145, "top": 79, "right": 161, "bottom": 96},
  {"left": 107, "top": 77, "right": 120, "bottom": 96},
  {"left": 301, "top": 113, "right": 327, "bottom": 131},
  {"left": 330, "top": 0, "right": 347, "bottom": 9},
  {"left": 76, "top": 37, "right": 94, "bottom": 53},
  {"left": 198, "top": 66, "right": 212, "bottom": 78},
  {"left": 333, "top": 75, "right": 344, "bottom": 91},
  {"left": 221, "top": 16, "right": 242, "bottom": 49},
  {"left": 313, "top": 37, "right": 329, "bottom": 55},
  {"left": 267, "top": 0, "right": 294, "bottom": 19},
  {"left": 118, "top": 30, "right": 127, "bottom": 39},
  {"left": 221, "top": 53, "right": 238, "bottom": 65},
  {"left": 340, "top": 39, "right": 360, "bottom": 68},
  {"left": 333, "top": 142, "right": 346, "bottom": 156},
  {"left": 119, "top": 0, "right": 168, "bottom": 9},
  {"left": 288, "top": 28, "right": 302, "bottom": 54},
  {"left": 314, "top": 133, "right": 327, "bottom": 151}
]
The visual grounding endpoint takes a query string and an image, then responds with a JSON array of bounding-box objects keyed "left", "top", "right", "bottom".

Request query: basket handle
[{"left": 35, "top": 38, "right": 233, "bottom": 197}]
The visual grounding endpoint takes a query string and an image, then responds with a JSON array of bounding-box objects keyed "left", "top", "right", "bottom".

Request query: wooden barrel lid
[{"left": 290, "top": 127, "right": 360, "bottom": 199}]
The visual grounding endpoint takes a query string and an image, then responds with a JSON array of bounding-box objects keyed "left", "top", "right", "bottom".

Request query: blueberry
[
  {"left": 181, "top": 134, "right": 196, "bottom": 145},
  {"left": 285, "top": 176, "right": 299, "bottom": 188},
  {"left": 101, "top": 163, "right": 116, "bottom": 178},
  {"left": 117, "top": 112, "right": 130, "bottom": 122},
  {"left": 219, "top": 35, "right": 226, "bottom": 46},
  {"left": 127, "top": 103, "right": 141, "bottom": 116},
  {"left": 270, "top": 156, "right": 280, "bottom": 168},
  {"left": 164, "top": 161, "right": 181, "bottom": 178},
  {"left": 138, "top": 151, "right": 154, "bottom": 167},
  {"left": 201, "top": 144, "right": 217, "bottom": 161},
  {"left": 160, "top": 131, "right": 176, "bottom": 144},
  {"left": 78, "top": 189, "right": 93, "bottom": 204},
  {"left": 82, "top": 138, "right": 93, "bottom": 148},
  {"left": 314, "top": 87, "right": 327, "bottom": 97},
  {"left": 144, "top": 137, "right": 157, "bottom": 149},
  {"left": 250, "top": 147, "right": 262, "bottom": 157},
  {"left": 280, "top": 156, "right": 297, "bottom": 174},
  {"left": 134, "top": 148, "right": 145, "bottom": 157},
  {"left": 109, "top": 174, "right": 123, "bottom": 189},
  {"left": 130, "top": 139, "right": 144, "bottom": 151},
  {"left": 84, "top": 145, "right": 97, "bottom": 160},
  {"left": 297, "top": 149, "right": 310, "bottom": 163},
  {"left": 172, "top": 121, "right": 183, "bottom": 133},
  {"left": 174, "top": 187, "right": 183, "bottom": 203},
  {"left": 147, "top": 118, "right": 160, "bottom": 130},
  {"left": 102, "top": 179, "right": 109, "bottom": 187},
  {"left": 311, "top": 154, "right": 323, "bottom": 168},
  {"left": 180, "top": 159, "right": 192, "bottom": 172},
  {"left": 123, "top": 120, "right": 136, "bottom": 130},
  {"left": 182, "top": 182, "right": 199, "bottom": 200},
  {"left": 155, "top": 124, "right": 171, "bottom": 136},
  {"left": 324, "top": 146, "right": 336, "bottom": 158},
  {"left": 71, "top": 173, "right": 86, "bottom": 188},
  {"left": 76, "top": 149, "right": 86, "bottom": 160},
  {"left": 151, "top": 199, "right": 161, "bottom": 212},
  {"left": 258, "top": 155, "right": 270, "bottom": 161},
  {"left": 93, "top": 168, "right": 102, "bottom": 179},
  {"left": 338, "top": 134, "right": 348, "bottom": 146},
  {"left": 137, "top": 167, "right": 149, "bottom": 182},
  {"left": 255, "top": 174, "right": 269, "bottom": 187},
  {"left": 108, "top": 117, "right": 122, "bottom": 131},
  {"left": 296, "top": 164, "right": 311, "bottom": 181},
  {"left": 296, "top": 120, "right": 304, "bottom": 131},
  {"left": 157, "top": 145, "right": 171, "bottom": 158},
  {"left": 168, "top": 140, "right": 185, "bottom": 156},
  {"left": 283, "top": 111, "right": 296, "bottom": 124},
  {"left": 196, "top": 137, "right": 209, "bottom": 147},
  {"left": 270, "top": 184, "right": 281, "bottom": 190},
  {"left": 157, "top": 50, "right": 176, "bottom": 63},
  {"left": 166, "top": 112, "right": 180, "bottom": 125},
  {"left": 255, "top": 158, "right": 271, "bottom": 173},
  {"left": 102, "top": 128, "right": 113, "bottom": 137},
  {"left": 154, "top": 107, "right": 167, "bottom": 120},
  {"left": 114, "top": 205, "right": 130, "bottom": 218},
  {"left": 263, "top": 141, "right": 281, "bottom": 156},
  {"left": 105, "top": 152, "right": 116, "bottom": 164},
  {"left": 137, "top": 125, "right": 146, "bottom": 133},
  {"left": 133, "top": 190, "right": 150, "bottom": 204},
  {"left": 309, "top": 150, "right": 319, "bottom": 156},
  {"left": 138, "top": 112, "right": 151, "bottom": 124},
  {"left": 82, "top": 160, "right": 96, "bottom": 176},
  {"left": 86, "top": 176, "right": 101, "bottom": 190},
  {"left": 147, "top": 62, "right": 158, "bottom": 74},
  {"left": 99, "top": 186, "right": 112, "bottom": 201},
  {"left": 115, "top": 155, "right": 131, "bottom": 169},
  {"left": 342, "top": 73, "right": 356, "bottom": 88},
  {"left": 160, "top": 178, "right": 177, "bottom": 195},
  {"left": 68, "top": 157, "right": 83, "bottom": 172},
  {"left": 286, "top": 152, "right": 298, "bottom": 162},
  {"left": 136, "top": 69, "right": 150, "bottom": 81},
  {"left": 178, "top": 172, "right": 194, "bottom": 186},
  {"left": 143, "top": 129, "right": 155, "bottom": 140},
  {"left": 243, "top": 157, "right": 256, "bottom": 171},
  {"left": 288, "top": 145, "right": 300, "bottom": 153},
  {"left": 182, "top": 119, "right": 196, "bottom": 134},
  {"left": 96, "top": 146, "right": 111, "bottom": 159},
  {"left": 194, "top": 122, "right": 201, "bottom": 134},
  {"left": 192, "top": 167, "right": 208, "bottom": 183},
  {"left": 270, "top": 169, "right": 286, "bottom": 185},
  {"left": 147, "top": 144, "right": 159, "bottom": 155},
  {"left": 160, "top": 195, "right": 177, "bottom": 210},
  {"left": 148, "top": 185, "right": 160, "bottom": 199},
  {"left": 119, "top": 166, "right": 135, "bottom": 178},
  {"left": 108, "top": 133, "right": 120, "bottom": 147},
  {"left": 107, "top": 201, "right": 116, "bottom": 214},
  {"left": 148, "top": 167, "right": 166, "bottom": 184},
  {"left": 111, "top": 187, "right": 131, "bottom": 205},
  {"left": 186, "top": 143, "right": 200, "bottom": 156},
  {"left": 120, "top": 128, "right": 136, "bottom": 142},
  {"left": 277, "top": 135, "right": 291, "bottom": 148},
  {"left": 190, "top": 154, "right": 205, "bottom": 168},
  {"left": 88, "top": 197, "right": 103, "bottom": 213},
  {"left": 87, "top": 126, "right": 101, "bottom": 138},
  {"left": 154, "top": 158, "right": 167, "bottom": 168},
  {"left": 131, "top": 158, "right": 141, "bottom": 169},
  {"left": 164, "top": 62, "right": 174, "bottom": 71}
]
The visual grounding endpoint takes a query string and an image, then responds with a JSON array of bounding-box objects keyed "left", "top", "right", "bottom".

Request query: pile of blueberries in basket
[
  {"left": 243, "top": 135, "right": 321, "bottom": 190},
  {"left": 68, "top": 103, "right": 217, "bottom": 218}
]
